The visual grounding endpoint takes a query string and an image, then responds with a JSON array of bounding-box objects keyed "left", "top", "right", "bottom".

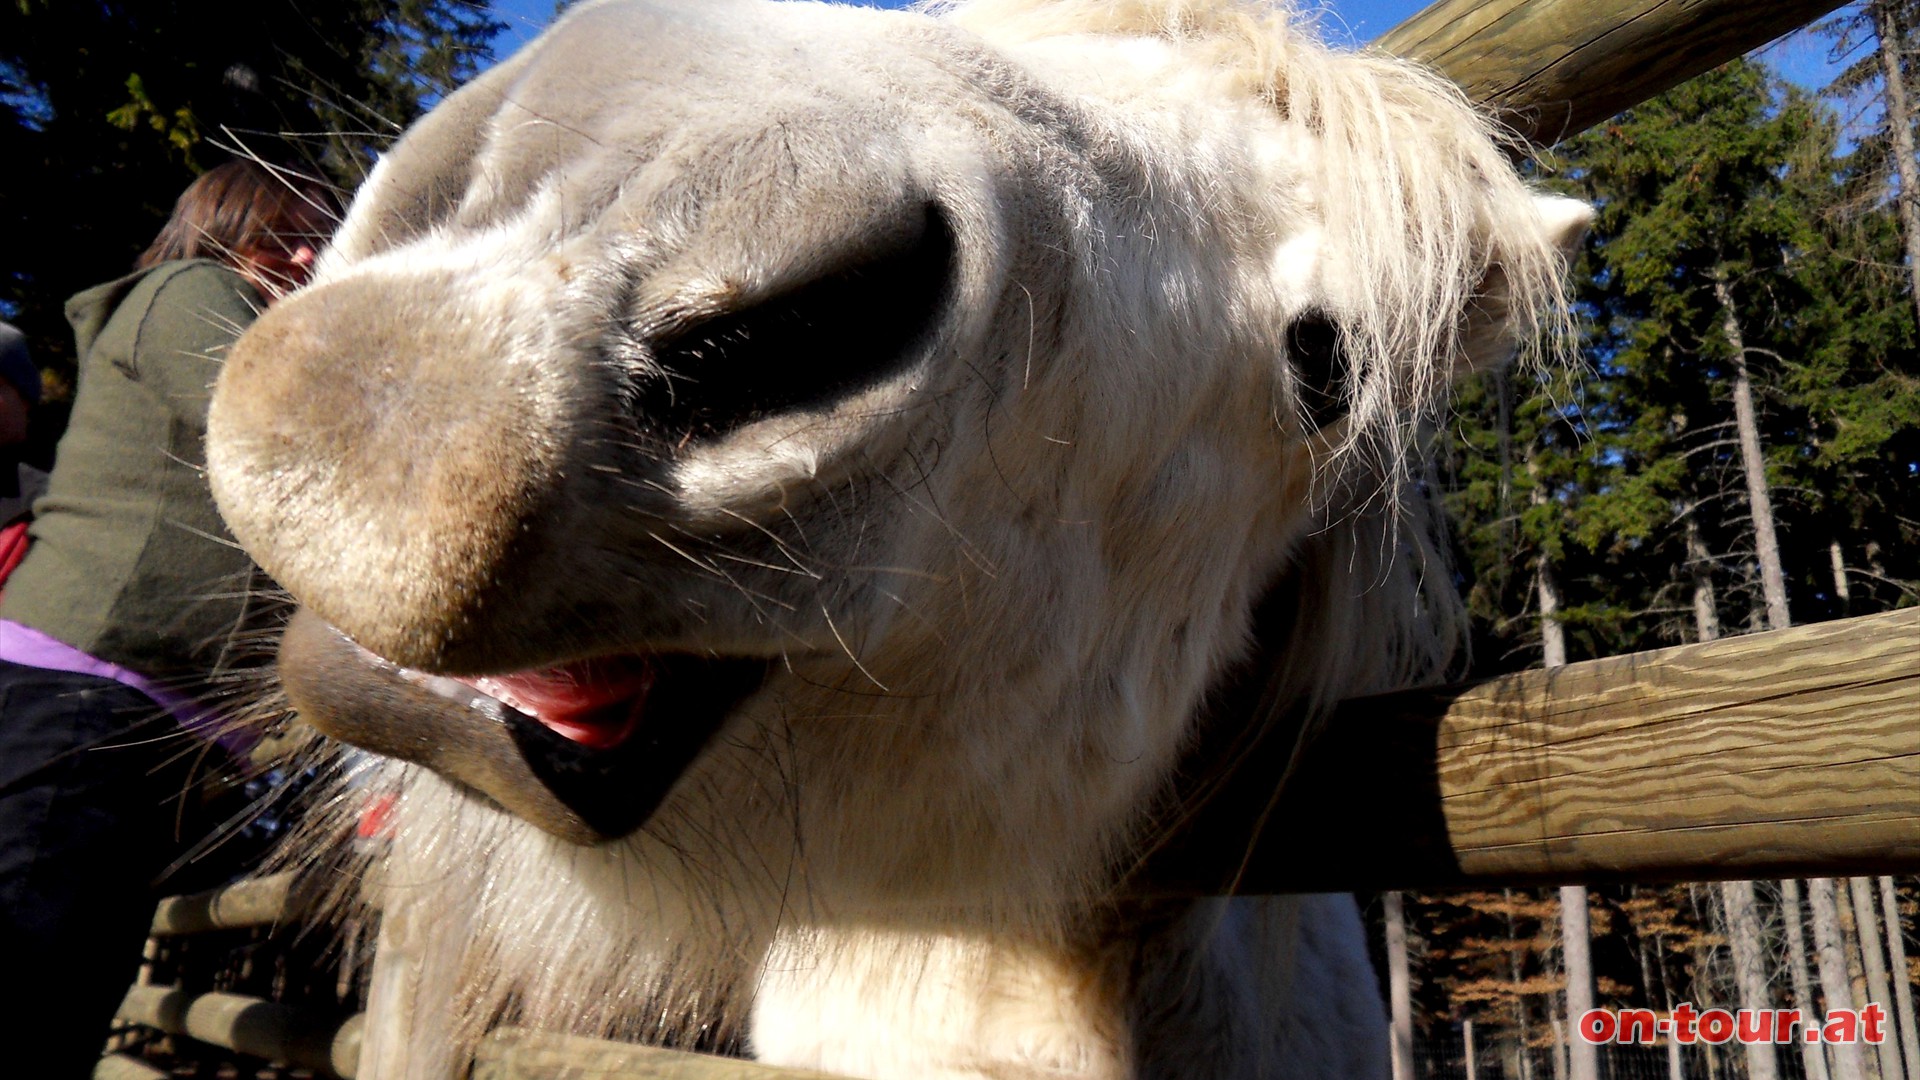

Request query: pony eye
[
  {"left": 636, "top": 207, "right": 954, "bottom": 441},
  {"left": 1287, "top": 312, "right": 1349, "bottom": 430}
]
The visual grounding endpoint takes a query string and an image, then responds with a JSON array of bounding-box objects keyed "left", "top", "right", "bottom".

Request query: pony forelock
[
  {"left": 939, "top": 0, "right": 1574, "bottom": 481},
  {"left": 929, "top": 0, "right": 1575, "bottom": 727}
]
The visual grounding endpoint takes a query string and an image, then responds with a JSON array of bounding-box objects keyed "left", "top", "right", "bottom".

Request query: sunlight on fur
[{"left": 203, "top": 1, "right": 1588, "bottom": 1076}]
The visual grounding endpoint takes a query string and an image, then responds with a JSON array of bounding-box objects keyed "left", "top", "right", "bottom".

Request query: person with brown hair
[
  {"left": 0, "top": 158, "right": 337, "bottom": 1075},
  {"left": 133, "top": 157, "right": 334, "bottom": 297},
  {"left": 0, "top": 320, "right": 45, "bottom": 531}
]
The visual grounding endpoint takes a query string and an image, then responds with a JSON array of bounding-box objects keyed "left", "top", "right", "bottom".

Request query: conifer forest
[{"left": 1395, "top": 5, "right": 1920, "bottom": 1080}]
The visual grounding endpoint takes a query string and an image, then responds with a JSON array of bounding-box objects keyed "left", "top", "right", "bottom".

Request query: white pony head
[{"left": 207, "top": 0, "right": 1585, "bottom": 1068}]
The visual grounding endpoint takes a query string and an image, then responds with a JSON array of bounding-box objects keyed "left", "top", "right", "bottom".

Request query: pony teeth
[{"left": 394, "top": 667, "right": 513, "bottom": 725}]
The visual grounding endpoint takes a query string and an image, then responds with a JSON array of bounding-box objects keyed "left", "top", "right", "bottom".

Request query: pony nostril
[
  {"left": 1287, "top": 311, "right": 1350, "bottom": 430},
  {"left": 634, "top": 205, "right": 955, "bottom": 441}
]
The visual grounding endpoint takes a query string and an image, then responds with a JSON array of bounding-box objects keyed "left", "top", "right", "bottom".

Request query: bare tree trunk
[
  {"left": 1545, "top": 895, "right": 1571, "bottom": 1080},
  {"left": 1872, "top": 0, "right": 1920, "bottom": 330},
  {"left": 1535, "top": 500, "right": 1569, "bottom": 667},
  {"left": 1386, "top": 891, "right": 1415, "bottom": 1080},
  {"left": 1693, "top": 509, "right": 1779, "bottom": 1080},
  {"left": 1854, "top": 877, "right": 1906, "bottom": 1080},
  {"left": 1690, "top": 514, "right": 1723, "bottom": 643},
  {"left": 1467, "top": 1019, "right": 1479, "bottom": 1080},
  {"left": 1509, "top": 888, "right": 1538, "bottom": 1080},
  {"left": 1536, "top": 560, "right": 1568, "bottom": 666},
  {"left": 1521, "top": 1005, "right": 1537, "bottom": 1080},
  {"left": 1498, "top": 366, "right": 1515, "bottom": 544},
  {"left": 1564, "top": 886, "right": 1600, "bottom": 1080},
  {"left": 1815, "top": 878, "right": 1874, "bottom": 1080},
  {"left": 1786, "top": 880, "right": 1837, "bottom": 1080},
  {"left": 1637, "top": 912, "right": 1660, "bottom": 1011},
  {"left": 1713, "top": 276, "right": 1791, "bottom": 631},
  {"left": 1881, "top": 877, "right": 1920, "bottom": 1080},
  {"left": 1845, "top": 881, "right": 1884, "bottom": 1080},
  {"left": 1831, "top": 540, "right": 1854, "bottom": 615},
  {"left": 1687, "top": 884, "right": 1724, "bottom": 1080},
  {"left": 1650, "top": 911, "right": 1688, "bottom": 1080},
  {"left": 1722, "top": 881, "right": 1782, "bottom": 1080},
  {"left": 1532, "top": 551, "right": 1590, "bottom": 1080},
  {"left": 1549, "top": 1011, "right": 1571, "bottom": 1080}
]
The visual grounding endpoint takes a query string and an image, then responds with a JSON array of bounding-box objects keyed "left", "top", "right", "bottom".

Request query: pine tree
[
  {"left": 1449, "top": 55, "right": 1920, "bottom": 674},
  {"left": 1435, "top": 52, "right": 1920, "bottom": 1080},
  {"left": 1553, "top": 60, "right": 1833, "bottom": 637},
  {"left": 0, "top": 0, "right": 504, "bottom": 380},
  {"left": 1778, "top": 5, "right": 1920, "bottom": 617}
]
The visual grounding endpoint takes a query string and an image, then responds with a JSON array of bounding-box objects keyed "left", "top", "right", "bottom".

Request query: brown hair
[{"left": 136, "top": 159, "right": 339, "bottom": 272}]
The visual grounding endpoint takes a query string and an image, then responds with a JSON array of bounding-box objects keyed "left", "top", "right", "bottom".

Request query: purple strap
[{"left": 0, "top": 618, "right": 256, "bottom": 757}]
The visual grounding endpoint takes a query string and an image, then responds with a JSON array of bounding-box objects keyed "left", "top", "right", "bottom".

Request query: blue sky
[
  {"left": 486, "top": 0, "right": 1858, "bottom": 88},
  {"left": 491, "top": 1, "right": 1454, "bottom": 50}
]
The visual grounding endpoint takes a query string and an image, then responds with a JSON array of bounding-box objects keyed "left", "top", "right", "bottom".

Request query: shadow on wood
[{"left": 1138, "top": 608, "right": 1920, "bottom": 895}]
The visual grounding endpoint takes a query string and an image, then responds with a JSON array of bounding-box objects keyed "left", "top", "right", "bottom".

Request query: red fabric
[
  {"left": 356, "top": 793, "right": 397, "bottom": 841},
  {"left": 0, "top": 520, "right": 27, "bottom": 595}
]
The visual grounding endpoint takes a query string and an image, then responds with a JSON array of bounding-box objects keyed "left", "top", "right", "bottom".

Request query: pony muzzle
[
  {"left": 208, "top": 269, "right": 579, "bottom": 673},
  {"left": 276, "top": 607, "right": 766, "bottom": 843}
]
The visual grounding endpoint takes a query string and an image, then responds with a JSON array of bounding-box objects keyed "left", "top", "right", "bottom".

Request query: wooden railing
[
  {"left": 102, "top": 872, "right": 364, "bottom": 1080},
  {"left": 1141, "top": 607, "right": 1920, "bottom": 895},
  {"left": 102, "top": 608, "right": 1920, "bottom": 1077},
  {"left": 1378, "top": 0, "right": 1852, "bottom": 145}
]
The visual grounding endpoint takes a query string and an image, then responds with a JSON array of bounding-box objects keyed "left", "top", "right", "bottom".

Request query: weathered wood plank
[
  {"left": 149, "top": 871, "right": 301, "bottom": 935},
  {"left": 1378, "top": 0, "right": 1851, "bottom": 144},
  {"left": 358, "top": 885, "right": 469, "bottom": 1080},
  {"left": 1139, "top": 607, "right": 1920, "bottom": 895},
  {"left": 93, "top": 1054, "right": 169, "bottom": 1080},
  {"left": 114, "top": 985, "right": 361, "bottom": 1078},
  {"left": 473, "top": 1029, "right": 843, "bottom": 1080}
]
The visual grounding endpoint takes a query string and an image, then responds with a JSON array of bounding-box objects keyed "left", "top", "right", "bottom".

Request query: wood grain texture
[
  {"left": 1139, "top": 608, "right": 1920, "bottom": 894},
  {"left": 1377, "top": 0, "right": 1851, "bottom": 144}
]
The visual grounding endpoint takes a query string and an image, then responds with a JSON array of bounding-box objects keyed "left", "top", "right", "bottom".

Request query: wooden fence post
[{"left": 1379, "top": 0, "right": 1852, "bottom": 144}]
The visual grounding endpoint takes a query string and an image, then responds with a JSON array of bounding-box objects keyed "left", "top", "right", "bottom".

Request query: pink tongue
[{"left": 458, "top": 658, "right": 654, "bottom": 750}]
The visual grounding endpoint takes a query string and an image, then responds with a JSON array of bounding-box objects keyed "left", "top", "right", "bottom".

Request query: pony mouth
[
  {"left": 276, "top": 607, "right": 766, "bottom": 844},
  {"left": 436, "top": 660, "right": 656, "bottom": 752}
]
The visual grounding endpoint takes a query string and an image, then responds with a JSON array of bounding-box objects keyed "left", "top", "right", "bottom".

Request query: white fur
[{"left": 207, "top": 2, "right": 1588, "bottom": 1077}]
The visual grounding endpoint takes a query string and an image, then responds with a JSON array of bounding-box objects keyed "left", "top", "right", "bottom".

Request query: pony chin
[{"left": 208, "top": 1, "right": 1586, "bottom": 1076}]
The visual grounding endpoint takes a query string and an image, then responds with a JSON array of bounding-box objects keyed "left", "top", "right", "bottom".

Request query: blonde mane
[
  {"left": 945, "top": 0, "right": 1572, "bottom": 464},
  {"left": 930, "top": 0, "right": 1575, "bottom": 725}
]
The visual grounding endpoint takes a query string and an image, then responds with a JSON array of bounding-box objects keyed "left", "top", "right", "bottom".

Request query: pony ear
[
  {"left": 1457, "top": 193, "right": 1592, "bottom": 373},
  {"left": 1533, "top": 194, "right": 1594, "bottom": 263}
]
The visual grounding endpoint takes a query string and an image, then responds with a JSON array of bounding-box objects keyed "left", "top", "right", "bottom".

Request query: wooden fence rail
[
  {"left": 147, "top": 871, "right": 303, "bottom": 935},
  {"left": 1143, "top": 607, "right": 1920, "bottom": 895},
  {"left": 1381, "top": 0, "right": 1852, "bottom": 145},
  {"left": 106, "top": 605, "right": 1918, "bottom": 1078},
  {"left": 104, "top": 872, "right": 365, "bottom": 1079},
  {"left": 93, "top": 1054, "right": 169, "bottom": 1080},
  {"left": 113, "top": 985, "right": 362, "bottom": 1079}
]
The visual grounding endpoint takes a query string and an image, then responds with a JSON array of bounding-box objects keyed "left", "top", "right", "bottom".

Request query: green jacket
[{"left": 0, "top": 260, "right": 268, "bottom": 680}]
